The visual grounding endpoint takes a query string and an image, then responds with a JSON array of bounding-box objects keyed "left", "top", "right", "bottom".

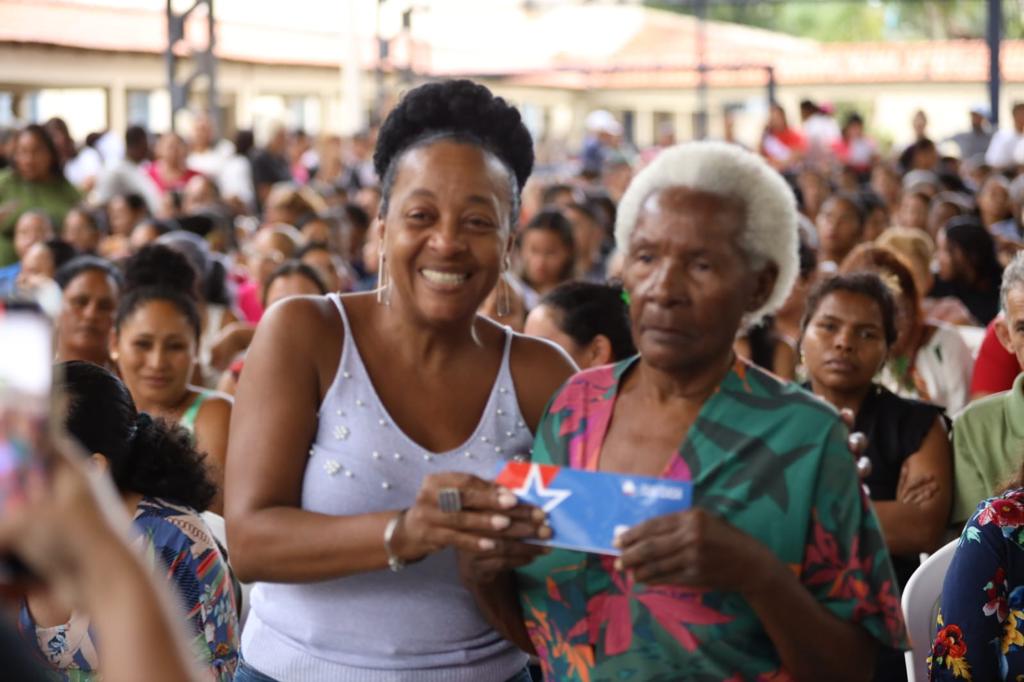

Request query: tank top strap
[
  {"left": 180, "top": 390, "right": 212, "bottom": 436},
  {"left": 316, "top": 293, "right": 362, "bottom": 419},
  {"left": 496, "top": 325, "right": 516, "bottom": 394},
  {"left": 326, "top": 292, "right": 350, "bottom": 334}
]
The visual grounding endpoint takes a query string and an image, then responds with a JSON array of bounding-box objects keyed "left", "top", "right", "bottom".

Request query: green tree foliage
[{"left": 645, "top": 0, "right": 1024, "bottom": 41}]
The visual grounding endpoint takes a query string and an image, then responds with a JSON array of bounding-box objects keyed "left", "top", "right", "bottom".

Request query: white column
[
  {"left": 339, "top": 0, "right": 368, "bottom": 135},
  {"left": 109, "top": 77, "right": 127, "bottom": 136},
  {"left": 635, "top": 109, "right": 655, "bottom": 149}
]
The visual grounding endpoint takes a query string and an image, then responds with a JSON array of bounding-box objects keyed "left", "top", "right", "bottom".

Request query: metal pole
[
  {"left": 375, "top": 0, "right": 386, "bottom": 125},
  {"left": 207, "top": 0, "right": 218, "bottom": 137},
  {"left": 695, "top": 0, "right": 708, "bottom": 140},
  {"left": 767, "top": 66, "right": 776, "bottom": 107},
  {"left": 166, "top": 0, "right": 176, "bottom": 133},
  {"left": 987, "top": 0, "right": 1002, "bottom": 127}
]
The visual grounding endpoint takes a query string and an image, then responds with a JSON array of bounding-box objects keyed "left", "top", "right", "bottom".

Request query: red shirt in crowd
[
  {"left": 145, "top": 163, "right": 201, "bottom": 195},
  {"left": 970, "top": 319, "right": 1020, "bottom": 397}
]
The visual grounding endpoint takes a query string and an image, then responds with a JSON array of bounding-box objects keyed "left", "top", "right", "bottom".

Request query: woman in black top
[
  {"left": 929, "top": 215, "right": 1002, "bottom": 325},
  {"left": 801, "top": 272, "right": 952, "bottom": 587},
  {"left": 802, "top": 273, "right": 953, "bottom": 681}
]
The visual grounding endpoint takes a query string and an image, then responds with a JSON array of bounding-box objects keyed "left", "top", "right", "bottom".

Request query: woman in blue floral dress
[
  {"left": 930, "top": 460, "right": 1024, "bottom": 681},
  {"left": 17, "top": 361, "right": 238, "bottom": 681}
]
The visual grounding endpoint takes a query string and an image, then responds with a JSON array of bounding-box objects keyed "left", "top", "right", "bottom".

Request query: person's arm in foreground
[{"left": 0, "top": 437, "right": 203, "bottom": 682}]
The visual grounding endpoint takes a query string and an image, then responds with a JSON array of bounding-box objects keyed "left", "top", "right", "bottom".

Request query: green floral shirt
[{"left": 515, "top": 357, "right": 908, "bottom": 681}]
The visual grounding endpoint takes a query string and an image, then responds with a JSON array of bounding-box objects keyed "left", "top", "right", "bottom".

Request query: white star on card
[{"left": 512, "top": 464, "right": 572, "bottom": 514}]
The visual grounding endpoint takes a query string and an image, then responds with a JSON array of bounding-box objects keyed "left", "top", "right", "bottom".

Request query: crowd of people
[{"left": 4, "top": 78, "right": 1024, "bottom": 681}]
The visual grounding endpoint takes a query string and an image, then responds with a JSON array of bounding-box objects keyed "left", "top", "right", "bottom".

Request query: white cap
[
  {"left": 585, "top": 110, "right": 623, "bottom": 136},
  {"left": 970, "top": 103, "right": 991, "bottom": 119}
]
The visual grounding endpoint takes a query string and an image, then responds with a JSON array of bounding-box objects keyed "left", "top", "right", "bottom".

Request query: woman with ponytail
[
  {"left": 17, "top": 361, "right": 238, "bottom": 682},
  {"left": 112, "top": 242, "right": 233, "bottom": 513}
]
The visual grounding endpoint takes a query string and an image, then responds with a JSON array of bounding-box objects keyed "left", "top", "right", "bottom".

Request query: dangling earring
[
  {"left": 496, "top": 254, "right": 512, "bottom": 318},
  {"left": 376, "top": 248, "right": 391, "bottom": 306}
]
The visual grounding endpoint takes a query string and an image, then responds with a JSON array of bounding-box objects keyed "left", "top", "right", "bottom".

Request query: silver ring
[{"left": 438, "top": 488, "right": 462, "bottom": 513}]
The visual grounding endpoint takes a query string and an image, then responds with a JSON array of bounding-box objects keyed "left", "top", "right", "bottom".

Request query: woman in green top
[{"left": 0, "top": 124, "right": 81, "bottom": 265}]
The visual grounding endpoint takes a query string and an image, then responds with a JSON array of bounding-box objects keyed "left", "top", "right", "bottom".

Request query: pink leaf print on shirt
[
  {"left": 585, "top": 557, "right": 731, "bottom": 656},
  {"left": 802, "top": 510, "right": 869, "bottom": 598},
  {"left": 800, "top": 510, "right": 905, "bottom": 641},
  {"left": 586, "top": 591, "right": 634, "bottom": 655},
  {"left": 636, "top": 590, "right": 732, "bottom": 651},
  {"left": 550, "top": 367, "right": 618, "bottom": 471}
]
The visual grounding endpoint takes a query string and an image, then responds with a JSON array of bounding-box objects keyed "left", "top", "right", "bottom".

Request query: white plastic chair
[{"left": 902, "top": 538, "right": 959, "bottom": 682}]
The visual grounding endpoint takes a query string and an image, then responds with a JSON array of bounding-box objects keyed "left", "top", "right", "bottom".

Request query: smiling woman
[
  {"left": 112, "top": 244, "right": 233, "bottom": 514},
  {"left": 226, "top": 80, "right": 576, "bottom": 682},
  {"left": 466, "top": 142, "right": 909, "bottom": 681}
]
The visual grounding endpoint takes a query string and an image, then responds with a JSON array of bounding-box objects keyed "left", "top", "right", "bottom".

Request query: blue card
[{"left": 495, "top": 461, "right": 692, "bottom": 556}]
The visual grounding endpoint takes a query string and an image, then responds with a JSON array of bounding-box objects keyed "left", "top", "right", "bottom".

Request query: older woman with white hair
[{"left": 463, "top": 142, "right": 906, "bottom": 680}]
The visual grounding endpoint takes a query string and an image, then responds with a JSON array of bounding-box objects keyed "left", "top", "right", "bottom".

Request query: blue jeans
[
  {"left": 234, "top": 660, "right": 534, "bottom": 682},
  {"left": 234, "top": 660, "right": 279, "bottom": 682}
]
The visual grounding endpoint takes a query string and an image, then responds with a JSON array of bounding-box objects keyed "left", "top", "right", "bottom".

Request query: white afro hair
[{"left": 615, "top": 141, "right": 799, "bottom": 325}]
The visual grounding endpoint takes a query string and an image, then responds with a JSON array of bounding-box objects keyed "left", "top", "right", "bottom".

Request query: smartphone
[{"left": 0, "top": 298, "right": 53, "bottom": 579}]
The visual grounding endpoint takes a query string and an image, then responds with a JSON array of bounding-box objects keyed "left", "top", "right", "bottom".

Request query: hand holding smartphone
[{"left": 0, "top": 297, "right": 53, "bottom": 581}]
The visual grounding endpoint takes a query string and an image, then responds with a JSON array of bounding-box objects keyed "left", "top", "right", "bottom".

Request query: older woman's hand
[
  {"left": 613, "top": 508, "right": 775, "bottom": 594},
  {"left": 392, "top": 472, "right": 549, "bottom": 562},
  {"left": 457, "top": 531, "right": 550, "bottom": 586}
]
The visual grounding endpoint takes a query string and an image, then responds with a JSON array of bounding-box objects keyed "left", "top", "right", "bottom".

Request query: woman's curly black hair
[
  {"left": 372, "top": 79, "right": 534, "bottom": 226},
  {"left": 116, "top": 243, "right": 202, "bottom": 340},
  {"left": 59, "top": 361, "right": 216, "bottom": 512}
]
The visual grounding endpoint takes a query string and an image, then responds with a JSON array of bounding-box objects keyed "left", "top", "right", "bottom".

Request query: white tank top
[{"left": 242, "top": 293, "right": 532, "bottom": 682}]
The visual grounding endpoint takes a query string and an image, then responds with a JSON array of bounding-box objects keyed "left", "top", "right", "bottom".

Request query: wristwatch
[{"left": 383, "top": 509, "right": 407, "bottom": 572}]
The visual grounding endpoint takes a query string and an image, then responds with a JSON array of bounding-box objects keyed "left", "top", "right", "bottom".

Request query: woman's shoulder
[
  {"left": 195, "top": 390, "right": 233, "bottom": 417},
  {"left": 869, "top": 383, "right": 944, "bottom": 421},
  {"left": 958, "top": 490, "right": 1024, "bottom": 561},
  {"left": 542, "top": 357, "right": 635, "bottom": 416},
  {"left": 509, "top": 330, "right": 577, "bottom": 380},
  {"left": 736, "top": 361, "right": 839, "bottom": 423},
  {"left": 859, "top": 385, "right": 944, "bottom": 447},
  {"left": 506, "top": 327, "right": 579, "bottom": 430},
  {"left": 868, "top": 382, "right": 937, "bottom": 409},
  {"left": 257, "top": 293, "right": 347, "bottom": 347}
]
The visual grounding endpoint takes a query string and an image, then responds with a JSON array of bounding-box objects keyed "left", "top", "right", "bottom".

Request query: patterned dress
[
  {"left": 18, "top": 497, "right": 239, "bottom": 681},
  {"left": 515, "top": 357, "right": 908, "bottom": 681},
  {"left": 930, "top": 489, "right": 1024, "bottom": 680}
]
